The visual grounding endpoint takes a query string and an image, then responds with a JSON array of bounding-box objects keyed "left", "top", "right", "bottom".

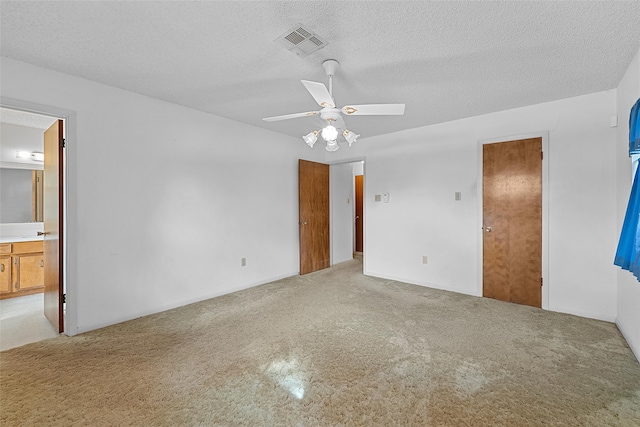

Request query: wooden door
[
  {"left": 44, "top": 120, "right": 64, "bottom": 333},
  {"left": 355, "top": 175, "right": 364, "bottom": 252},
  {"left": 299, "top": 159, "right": 330, "bottom": 275},
  {"left": 483, "top": 138, "right": 542, "bottom": 308}
]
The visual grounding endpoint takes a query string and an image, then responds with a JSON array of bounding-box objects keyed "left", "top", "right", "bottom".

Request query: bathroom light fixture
[{"left": 15, "top": 151, "right": 44, "bottom": 162}]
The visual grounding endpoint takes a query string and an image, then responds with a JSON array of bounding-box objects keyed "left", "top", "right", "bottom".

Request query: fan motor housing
[{"left": 320, "top": 107, "right": 341, "bottom": 122}]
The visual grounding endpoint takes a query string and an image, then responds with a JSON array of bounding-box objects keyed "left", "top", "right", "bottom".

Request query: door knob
[
  {"left": 484, "top": 226, "right": 492, "bottom": 232},
  {"left": 299, "top": 220, "right": 307, "bottom": 225}
]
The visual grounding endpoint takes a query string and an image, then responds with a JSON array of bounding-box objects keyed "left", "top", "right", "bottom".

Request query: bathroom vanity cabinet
[{"left": 0, "top": 240, "right": 44, "bottom": 299}]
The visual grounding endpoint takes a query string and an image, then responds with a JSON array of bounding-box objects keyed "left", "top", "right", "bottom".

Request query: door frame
[
  {"left": 476, "top": 132, "right": 549, "bottom": 310},
  {"left": 1, "top": 96, "right": 77, "bottom": 335},
  {"left": 328, "top": 157, "right": 366, "bottom": 271}
]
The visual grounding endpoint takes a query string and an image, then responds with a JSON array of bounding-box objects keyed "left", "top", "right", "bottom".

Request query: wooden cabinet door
[
  {"left": 17, "top": 254, "right": 45, "bottom": 290},
  {"left": 0, "top": 256, "right": 11, "bottom": 294}
]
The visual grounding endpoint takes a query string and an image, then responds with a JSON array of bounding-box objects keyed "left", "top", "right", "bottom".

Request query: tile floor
[{"left": 0, "top": 293, "right": 60, "bottom": 351}]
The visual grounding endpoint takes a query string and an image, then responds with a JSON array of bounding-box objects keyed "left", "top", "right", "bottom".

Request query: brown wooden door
[
  {"left": 44, "top": 120, "right": 64, "bottom": 333},
  {"left": 299, "top": 159, "right": 330, "bottom": 275},
  {"left": 483, "top": 138, "right": 542, "bottom": 308},
  {"left": 355, "top": 175, "right": 364, "bottom": 252}
]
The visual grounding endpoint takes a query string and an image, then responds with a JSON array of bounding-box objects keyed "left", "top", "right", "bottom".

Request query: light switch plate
[{"left": 610, "top": 115, "right": 618, "bottom": 127}]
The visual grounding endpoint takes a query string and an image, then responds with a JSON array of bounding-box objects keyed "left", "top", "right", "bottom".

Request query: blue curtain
[
  {"left": 630, "top": 98, "right": 640, "bottom": 155},
  {"left": 615, "top": 98, "right": 640, "bottom": 279}
]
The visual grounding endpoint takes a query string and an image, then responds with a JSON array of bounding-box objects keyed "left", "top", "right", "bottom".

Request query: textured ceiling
[
  {"left": 0, "top": 108, "right": 57, "bottom": 130},
  {"left": 1, "top": 1, "right": 639, "bottom": 140}
]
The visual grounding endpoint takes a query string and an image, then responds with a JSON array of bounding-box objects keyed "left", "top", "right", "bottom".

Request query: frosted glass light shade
[
  {"left": 321, "top": 125, "right": 338, "bottom": 142},
  {"left": 343, "top": 130, "right": 359, "bottom": 146},
  {"left": 325, "top": 140, "right": 339, "bottom": 152},
  {"left": 303, "top": 131, "right": 318, "bottom": 148}
]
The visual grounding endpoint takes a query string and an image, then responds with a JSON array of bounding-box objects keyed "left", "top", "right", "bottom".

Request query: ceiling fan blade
[
  {"left": 262, "top": 111, "right": 319, "bottom": 122},
  {"left": 301, "top": 80, "right": 335, "bottom": 108},
  {"left": 341, "top": 104, "right": 405, "bottom": 116}
]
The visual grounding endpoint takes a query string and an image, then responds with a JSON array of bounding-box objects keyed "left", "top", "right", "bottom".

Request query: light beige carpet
[{"left": 1, "top": 259, "right": 639, "bottom": 426}]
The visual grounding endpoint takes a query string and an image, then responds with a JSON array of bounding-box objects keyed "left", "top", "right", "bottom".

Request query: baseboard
[
  {"left": 616, "top": 319, "right": 640, "bottom": 363},
  {"left": 332, "top": 256, "right": 354, "bottom": 265},
  {"left": 363, "top": 270, "right": 478, "bottom": 297},
  {"left": 546, "top": 306, "right": 616, "bottom": 323},
  {"left": 365, "top": 271, "right": 621, "bottom": 324},
  {"left": 74, "top": 271, "right": 299, "bottom": 335}
]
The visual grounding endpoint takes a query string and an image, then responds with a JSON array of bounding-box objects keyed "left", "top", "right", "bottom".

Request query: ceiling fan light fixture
[
  {"left": 303, "top": 131, "right": 319, "bottom": 148},
  {"left": 262, "top": 58, "right": 405, "bottom": 153},
  {"left": 343, "top": 129, "right": 359, "bottom": 146},
  {"left": 321, "top": 124, "right": 338, "bottom": 142}
]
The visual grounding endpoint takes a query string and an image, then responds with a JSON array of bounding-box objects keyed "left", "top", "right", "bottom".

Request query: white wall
[
  {"left": 330, "top": 163, "right": 354, "bottom": 264},
  {"left": 329, "top": 90, "right": 619, "bottom": 322},
  {"left": 1, "top": 53, "right": 629, "bottom": 335},
  {"left": 616, "top": 48, "right": 640, "bottom": 361},
  {"left": 1, "top": 57, "right": 324, "bottom": 334}
]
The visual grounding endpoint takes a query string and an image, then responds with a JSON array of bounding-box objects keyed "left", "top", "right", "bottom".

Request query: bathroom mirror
[{"left": 0, "top": 166, "right": 44, "bottom": 224}]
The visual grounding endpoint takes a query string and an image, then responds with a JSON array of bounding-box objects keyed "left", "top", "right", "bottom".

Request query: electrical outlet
[
  {"left": 241, "top": 258, "right": 246, "bottom": 267},
  {"left": 375, "top": 194, "right": 382, "bottom": 202},
  {"left": 422, "top": 256, "right": 428, "bottom": 264}
]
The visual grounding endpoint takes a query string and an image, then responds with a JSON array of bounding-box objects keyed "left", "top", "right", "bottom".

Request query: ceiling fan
[{"left": 262, "top": 59, "right": 405, "bottom": 151}]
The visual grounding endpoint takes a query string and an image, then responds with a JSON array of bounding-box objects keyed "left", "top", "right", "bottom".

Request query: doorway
[
  {"left": 299, "top": 159, "right": 366, "bottom": 274},
  {"left": 482, "top": 137, "right": 543, "bottom": 308},
  {"left": 329, "top": 160, "right": 364, "bottom": 266},
  {"left": 0, "top": 104, "right": 67, "bottom": 346},
  {"left": 355, "top": 174, "right": 364, "bottom": 253}
]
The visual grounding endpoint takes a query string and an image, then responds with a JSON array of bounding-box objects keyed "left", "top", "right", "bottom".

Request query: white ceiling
[
  {"left": 0, "top": 108, "right": 57, "bottom": 130},
  {"left": 1, "top": 1, "right": 639, "bottom": 140}
]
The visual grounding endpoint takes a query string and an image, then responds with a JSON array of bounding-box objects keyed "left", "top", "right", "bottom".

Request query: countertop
[{"left": 0, "top": 236, "right": 44, "bottom": 244}]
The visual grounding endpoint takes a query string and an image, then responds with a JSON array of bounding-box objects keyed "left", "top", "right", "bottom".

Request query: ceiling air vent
[{"left": 275, "top": 24, "right": 328, "bottom": 58}]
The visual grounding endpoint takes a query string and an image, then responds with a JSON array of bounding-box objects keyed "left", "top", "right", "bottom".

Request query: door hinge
[
  {"left": 60, "top": 138, "right": 66, "bottom": 148},
  {"left": 541, "top": 277, "right": 543, "bottom": 287},
  {"left": 541, "top": 151, "right": 543, "bottom": 160},
  {"left": 62, "top": 293, "right": 66, "bottom": 304}
]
